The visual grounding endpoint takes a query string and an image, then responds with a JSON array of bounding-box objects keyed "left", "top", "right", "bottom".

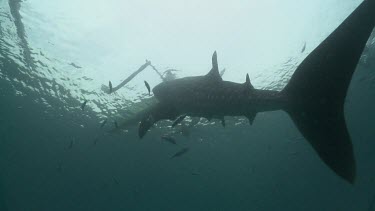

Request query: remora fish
[
  {"left": 113, "top": 177, "right": 120, "bottom": 185},
  {"left": 301, "top": 42, "right": 306, "bottom": 53},
  {"left": 138, "top": 0, "right": 375, "bottom": 184},
  {"left": 171, "top": 147, "right": 189, "bottom": 158},
  {"left": 172, "top": 114, "right": 187, "bottom": 127},
  {"left": 81, "top": 100, "right": 88, "bottom": 111},
  {"left": 70, "top": 62, "right": 81, "bottom": 69},
  {"left": 144, "top": 81, "right": 151, "bottom": 95},
  {"left": 161, "top": 135, "right": 177, "bottom": 145},
  {"left": 100, "top": 119, "right": 107, "bottom": 128},
  {"left": 68, "top": 140, "right": 74, "bottom": 149}
]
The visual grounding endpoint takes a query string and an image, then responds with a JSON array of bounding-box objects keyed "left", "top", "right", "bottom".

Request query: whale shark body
[{"left": 138, "top": 0, "right": 375, "bottom": 183}]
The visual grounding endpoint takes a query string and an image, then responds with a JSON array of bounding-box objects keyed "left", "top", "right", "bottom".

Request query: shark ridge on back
[{"left": 148, "top": 51, "right": 275, "bottom": 127}]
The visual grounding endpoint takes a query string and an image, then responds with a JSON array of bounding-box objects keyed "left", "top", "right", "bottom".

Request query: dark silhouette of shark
[{"left": 138, "top": 0, "right": 375, "bottom": 184}]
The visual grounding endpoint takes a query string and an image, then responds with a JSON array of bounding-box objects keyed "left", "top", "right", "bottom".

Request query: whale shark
[{"left": 138, "top": 0, "right": 375, "bottom": 184}]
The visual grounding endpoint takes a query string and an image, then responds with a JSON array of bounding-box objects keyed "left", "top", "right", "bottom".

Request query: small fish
[
  {"left": 81, "top": 100, "right": 88, "bottom": 111},
  {"left": 57, "top": 162, "right": 63, "bottom": 173},
  {"left": 301, "top": 42, "right": 306, "bottom": 53},
  {"left": 100, "top": 119, "right": 107, "bottom": 128},
  {"left": 144, "top": 80, "right": 151, "bottom": 95},
  {"left": 161, "top": 135, "right": 177, "bottom": 145},
  {"left": 172, "top": 114, "right": 187, "bottom": 128},
  {"left": 114, "top": 120, "right": 118, "bottom": 129},
  {"left": 70, "top": 62, "right": 82, "bottom": 68},
  {"left": 93, "top": 137, "right": 99, "bottom": 146},
  {"left": 220, "top": 117, "right": 225, "bottom": 127},
  {"left": 109, "top": 81, "right": 113, "bottom": 93},
  {"left": 369, "top": 193, "right": 375, "bottom": 211},
  {"left": 68, "top": 140, "right": 74, "bottom": 149},
  {"left": 177, "top": 125, "right": 191, "bottom": 137},
  {"left": 171, "top": 147, "right": 189, "bottom": 159},
  {"left": 113, "top": 177, "right": 120, "bottom": 185}
]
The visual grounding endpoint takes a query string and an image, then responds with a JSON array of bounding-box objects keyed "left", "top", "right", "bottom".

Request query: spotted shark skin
[
  {"left": 138, "top": 0, "right": 375, "bottom": 184},
  {"left": 152, "top": 54, "right": 286, "bottom": 121}
]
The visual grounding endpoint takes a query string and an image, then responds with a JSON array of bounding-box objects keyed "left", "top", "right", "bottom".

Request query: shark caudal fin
[{"left": 281, "top": 0, "right": 375, "bottom": 184}]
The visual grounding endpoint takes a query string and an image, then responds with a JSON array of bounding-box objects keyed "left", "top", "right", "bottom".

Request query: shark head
[{"left": 152, "top": 80, "right": 169, "bottom": 99}]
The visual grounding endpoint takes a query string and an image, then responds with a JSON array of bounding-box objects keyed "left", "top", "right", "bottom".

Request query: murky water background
[{"left": 1, "top": 0, "right": 375, "bottom": 210}]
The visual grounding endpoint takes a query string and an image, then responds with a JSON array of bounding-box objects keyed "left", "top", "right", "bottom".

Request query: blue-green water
[{"left": 1, "top": 0, "right": 375, "bottom": 210}]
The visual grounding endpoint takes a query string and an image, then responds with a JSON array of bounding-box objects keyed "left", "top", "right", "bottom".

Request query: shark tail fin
[{"left": 281, "top": 0, "right": 375, "bottom": 184}]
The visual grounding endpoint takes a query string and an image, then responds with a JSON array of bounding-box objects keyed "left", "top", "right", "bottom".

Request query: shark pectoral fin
[
  {"left": 139, "top": 115, "right": 155, "bottom": 138},
  {"left": 138, "top": 103, "right": 179, "bottom": 138},
  {"left": 246, "top": 113, "right": 256, "bottom": 125},
  {"left": 172, "top": 114, "right": 187, "bottom": 128}
]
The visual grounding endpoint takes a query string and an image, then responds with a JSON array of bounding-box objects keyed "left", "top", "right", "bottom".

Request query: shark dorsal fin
[
  {"left": 244, "top": 73, "right": 254, "bottom": 89},
  {"left": 212, "top": 51, "right": 219, "bottom": 70},
  {"left": 206, "top": 51, "right": 222, "bottom": 81}
]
